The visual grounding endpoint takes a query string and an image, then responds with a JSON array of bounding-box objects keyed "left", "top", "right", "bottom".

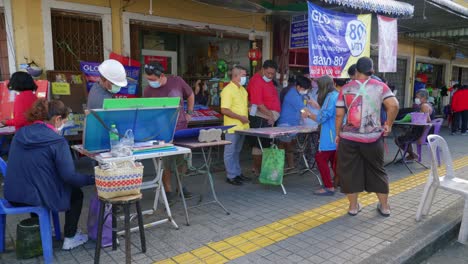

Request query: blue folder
[{"left": 173, "top": 125, "right": 235, "bottom": 140}]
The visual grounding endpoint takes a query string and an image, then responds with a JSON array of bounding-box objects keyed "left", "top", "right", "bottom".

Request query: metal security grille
[
  {"left": 0, "top": 10, "right": 10, "bottom": 81},
  {"left": 51, "top": 10, "right": 103, "bottom": 71},
  {"left": 371, "top": 55, "right": 407, "bottom": 107}
]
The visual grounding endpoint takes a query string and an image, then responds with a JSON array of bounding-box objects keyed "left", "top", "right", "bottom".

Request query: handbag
[
  {"left": 94, "top": 160, "right": 144, "bottom": 199},
  {"left": 259, "top": 145, "right": 285, "bottom": 186},
  {"left": 87, "top": 194, "right": 113, "bottom": 248}
]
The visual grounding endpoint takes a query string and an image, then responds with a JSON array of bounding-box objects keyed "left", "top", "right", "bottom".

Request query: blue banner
[
  {"left": 307, "top": 2, "right": 371, "bottom": 78},
  {"left": 290, "top": 14, "right": 308, "bottom": 49},
  {"left": 80, "top": 61, "right": 139, "bottom": 97}
]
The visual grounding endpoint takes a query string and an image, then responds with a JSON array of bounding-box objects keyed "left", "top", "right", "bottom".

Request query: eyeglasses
[{"left": 144, "top": 64, "right": 163, "bottom": 76}]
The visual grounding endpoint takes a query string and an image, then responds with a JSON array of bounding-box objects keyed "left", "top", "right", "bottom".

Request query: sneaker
[
  {"left": 238, "top": 174, "right": 252, "bottom": 182},
  {"left": 62, "top": 231, "right": 88, "bottom": 250},
  {"left": 226, "top": 177, "right": 243, "bottom": 185},
  {"left": 177, "top": 187, "right": 193, "bottom": 199},
  {"left": 165, "top": 192, "right": 177, "bottom": 205}
]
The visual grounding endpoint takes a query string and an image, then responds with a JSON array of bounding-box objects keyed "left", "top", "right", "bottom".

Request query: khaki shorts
[
  {"left": 337, "top": 138, "right": 389, "bottom": 194},
  {"left": 163, "top": 155, "right": 186, "bottom": 172}
]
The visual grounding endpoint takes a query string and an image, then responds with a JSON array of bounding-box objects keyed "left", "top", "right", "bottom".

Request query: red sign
[{"left": 144, "top": 56, "right": 168, "bottom": 71}]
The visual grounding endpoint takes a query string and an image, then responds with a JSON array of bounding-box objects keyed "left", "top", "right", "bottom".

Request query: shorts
[
  {"left": 337, "top": 137, "right": 389, "bottom": 194},
  {"left": 163, "top": 155, "right": 186, "bottom": 172},
  {"left": 246, "top": 115, "right": 273, "bottom": 150}
]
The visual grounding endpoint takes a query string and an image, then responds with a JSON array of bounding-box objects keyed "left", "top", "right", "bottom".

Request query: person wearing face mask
[
  {"left": 5, "top": 99, "right": 95, "bottom": 250},
  {"left": 246, "top": 60, "right": 281, "bottom": 176},
  {"left": 86, "top": 59, "right": 128, "bottom": 110},
  {"left": 220, "top": 66, "right": 250, "bottom": 185},
  {"left": 277, "top": 76, "right": 311, "bottom": 169},
  {"left": 395, "top": 89, "right": 434, "bottom": 160},
  {"left": 194, "top": 79, "right": 209, "bottom": 106},
  {"left": 143, "top": 61, "right": 195, "bottom": 203}
]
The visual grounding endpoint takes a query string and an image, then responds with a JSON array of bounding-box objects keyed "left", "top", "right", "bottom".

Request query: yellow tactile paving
[{"left": 155, "top": 156, "right": 468, "bottom": 264}]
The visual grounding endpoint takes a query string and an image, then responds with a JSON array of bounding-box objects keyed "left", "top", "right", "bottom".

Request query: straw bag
[{"left": 94, "top": 160, "right": 144, "bottom": 199}]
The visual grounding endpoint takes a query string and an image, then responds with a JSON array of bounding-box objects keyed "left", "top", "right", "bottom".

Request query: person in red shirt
[
  {"left": 451, "top": 84, "right": 468, "bottom": 135},
  {"left": 246, "top": 60, "right": 281, "bottom": 176},
  {"left": 1, "top": 72, "right": 38, "bottom": 130}
]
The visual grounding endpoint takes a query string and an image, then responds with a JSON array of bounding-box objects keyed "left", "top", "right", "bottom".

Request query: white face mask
[
  {"left": 415, "top": 98, "right": 421, "bottom": 105},
  {"left": 299, "top": 90, "right": 308, "bottom": 95},
  {"left": 262, "top": 75, "right": 272, "bottom": 83},
  {"left": 240, "top": 76, "right": 247, "bottom": 86},
  {"left": 57, "top": 124, "right": 65, "bottom": 132}
]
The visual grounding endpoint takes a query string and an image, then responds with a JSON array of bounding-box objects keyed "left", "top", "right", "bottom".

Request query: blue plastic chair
[{"left": 0, "top": 158, "right": 61, "bottom": 263}]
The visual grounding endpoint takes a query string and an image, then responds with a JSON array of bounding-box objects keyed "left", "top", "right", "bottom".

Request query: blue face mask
[
  {"left": 240, "top": 76, "right": 247, "bottom": 86},
  {"left": 262, "top": 75, "right": 272, "bottom": 83},
  {"left": 110, "top": 84, "right": 121, "bottom": 94},
  {"left": 149, "top": 81, "right": 161, "bottom": 89}
]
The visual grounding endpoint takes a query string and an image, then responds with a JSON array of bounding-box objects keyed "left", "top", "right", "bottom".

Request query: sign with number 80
[{"left": 345, "top": 20, "right": 367, "bottom": 57}]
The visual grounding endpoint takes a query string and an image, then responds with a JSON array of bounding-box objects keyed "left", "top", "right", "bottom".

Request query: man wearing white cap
[{"left": 87, "top": 59, "right": 128, "bottom": 110}]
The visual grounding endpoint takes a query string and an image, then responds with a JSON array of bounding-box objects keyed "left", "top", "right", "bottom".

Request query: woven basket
[{"left": 94, "top": 161, "right": 144, "bottom": 199}]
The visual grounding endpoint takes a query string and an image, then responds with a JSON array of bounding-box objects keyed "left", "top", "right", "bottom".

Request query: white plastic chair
[{"left": 415, "top": 135, "right": 468, "bottom": 244}]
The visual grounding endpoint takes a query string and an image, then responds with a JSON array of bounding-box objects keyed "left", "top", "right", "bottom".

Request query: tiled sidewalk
[{"left": 0, "top": 128, "right": 467, "bottom": 264}]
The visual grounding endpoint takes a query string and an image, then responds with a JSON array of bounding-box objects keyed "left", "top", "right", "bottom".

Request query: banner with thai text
[
  {"left": 307, "top": 2, "right": 371, "bottom": 78},
  {"left": 378, "top": 15, "right": 398, "bottom": 72},
  {"left": 80, "top": 61, "right": 139, "bottom": 97}
]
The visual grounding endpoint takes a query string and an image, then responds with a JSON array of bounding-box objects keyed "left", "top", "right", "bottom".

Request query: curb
[{"left": 360, "top": 199, "right": 464, "bottom": 264}]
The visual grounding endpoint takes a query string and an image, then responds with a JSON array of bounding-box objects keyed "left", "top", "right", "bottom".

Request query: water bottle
[{"left": 109, "top": 124, "right": 120, "bottom": 154}]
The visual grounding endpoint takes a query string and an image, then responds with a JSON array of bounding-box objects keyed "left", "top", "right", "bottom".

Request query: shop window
[
  {"left": 371, "top": 56, "right": 407, "bottom": 107},
  {"left": 0, "top": 10, "right": 9, "bottom": 81},
  {"left": 51, "top": 10, "right": 103, "bottom": 71}
]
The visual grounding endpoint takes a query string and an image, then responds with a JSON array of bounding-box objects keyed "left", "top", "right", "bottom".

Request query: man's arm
[
  {"left": 186, "top": 93, "right": 195, "bottom": 112},
  {"left": 257, "top": 104, "right": 274, "bottom": 120},
  {"left": 335, "top": 107, "right": 345, "bottom": 143},
  {"left": 221, "top": 108, "right": 249, "bottom": 124},
  {"left": 383, "top": 97, "right": 399, "bottom": 136}
]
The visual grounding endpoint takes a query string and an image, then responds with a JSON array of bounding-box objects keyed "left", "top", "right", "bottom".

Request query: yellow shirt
[{"left": 220, "top": 82, "right": 250, "bottom": 133}]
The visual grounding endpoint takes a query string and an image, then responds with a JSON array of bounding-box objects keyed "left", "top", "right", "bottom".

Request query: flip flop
[
  {"left": 377, "top": 203, "right": 391, "bottom": 217},
  {"left": 348, "top": 203, "right": 362, "bottom": 216},
  {"left": 313, "top": 189, "right": 335, "bottom": 196}
]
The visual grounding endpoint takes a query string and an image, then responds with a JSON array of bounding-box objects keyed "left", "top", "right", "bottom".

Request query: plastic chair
[
  {"left": 415, "top": 135, "right": 468, "bottom": 244},
  {"left": 417, "top": 118, "right": 443, "bottom": 165},
  {"left": 0, "top": 157, "right": 61, "bottom": 260}
]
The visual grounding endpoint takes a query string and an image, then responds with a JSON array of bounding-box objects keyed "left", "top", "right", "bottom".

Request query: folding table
[{"left": 235, "top": 126, "right": 320, "bottom": 194}]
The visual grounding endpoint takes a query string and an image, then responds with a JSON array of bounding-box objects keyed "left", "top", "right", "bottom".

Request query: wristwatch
[{"left": 186, "top": 110, "right": 194, "bottom": 115}]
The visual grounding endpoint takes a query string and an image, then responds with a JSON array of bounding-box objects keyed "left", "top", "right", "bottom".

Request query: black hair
[
  {"left": 144, "top": 61, "right": 165, "bottom": 77},
  {"left": 317, "top": 75, "right": 335, "bottom": 106},
  {"left": 262, "top": 60, "right": 278, "bottom": 71},
  {"left": 347, "top": 64, "right": 357, "bottom": 77},
  {"left": 334, "top": 78, "right": 348, "bottom": 87},
  {"left": 8, "top": 71, "right": 37, "bottom": 92},
  {"left": 296, "top": 76, "right": 311, "bottom": 90}
]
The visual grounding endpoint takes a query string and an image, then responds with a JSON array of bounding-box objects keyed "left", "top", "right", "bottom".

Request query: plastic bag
[
  {"left": 112, "top": 129, "right": 134, "bottom": 157},
  {"left": 87, "top": 194, "right": 113, "bottom": 247},
  {"left": 259, "top": 145, "right": 285, "bottom": 186}
]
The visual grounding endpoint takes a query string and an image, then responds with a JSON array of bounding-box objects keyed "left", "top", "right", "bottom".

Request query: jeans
[
  {"left": 453, "top": 110, "right": 468, "bottom": 133},
  {"left": 224, "top": 133, "right": 245, "bottom": 179},
  {"left": 9, "top": 187, "right": 83, "bottom": 238}
]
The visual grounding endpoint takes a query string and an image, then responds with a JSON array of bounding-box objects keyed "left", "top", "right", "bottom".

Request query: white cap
[{"left": 98, "top": 59, "right": 128, "bottom": 87}]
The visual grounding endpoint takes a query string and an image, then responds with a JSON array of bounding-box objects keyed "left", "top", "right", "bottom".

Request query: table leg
[
  {"left": 201, "top": 147, "right": 230, "bottom": 215},
  {"left": 173, "top": 158, "right": 190, "bottom": 226}
]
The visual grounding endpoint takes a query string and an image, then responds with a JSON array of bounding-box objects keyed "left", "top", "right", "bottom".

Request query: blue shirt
[
  {"left": 278, "top": 88, "right": 306, "bottom": 126},
  {"left": 304, "top": 88, "right": 319, "bottom": 128}
]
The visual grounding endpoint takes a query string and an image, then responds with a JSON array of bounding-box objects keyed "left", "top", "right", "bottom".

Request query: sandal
[
  {"left": 348, "top": 203, "right": 362, "bottom": 216},
  {"left": 313, "top": 188, "right": 335, "bottom": 196},
  {"left": 377, "top": 203, "right": 391, "bottom": 217}
]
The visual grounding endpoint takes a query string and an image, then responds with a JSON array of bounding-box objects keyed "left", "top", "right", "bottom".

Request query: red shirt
[
  {"left": 5, "top": 91, "right": 38, "bottom": 129},
  {"left": 452, "top": 89, "right": 468, "bottom": 112},
  {"left": 247, "top": 73, "right": 281, "bottom": 113}
]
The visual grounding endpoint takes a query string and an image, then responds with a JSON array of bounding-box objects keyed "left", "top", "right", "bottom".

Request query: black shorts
[
  {"left": 246, "top": 115, "right": 273, "bottom": 149},
  {"left": 338, "top": 138, "right": 389, "bottom": 194}
]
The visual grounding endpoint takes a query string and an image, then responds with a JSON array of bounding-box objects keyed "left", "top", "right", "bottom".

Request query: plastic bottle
[{"left": 109, "top": 124, "right": 120, "bottom": 154}]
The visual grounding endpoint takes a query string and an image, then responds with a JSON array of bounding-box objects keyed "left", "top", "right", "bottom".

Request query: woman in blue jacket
[
  {"left": 5, "top": 99, "right": 94, "bottom": 250},
  {"left": 303, "top": 75, "right": 339, "bottom": 195}
]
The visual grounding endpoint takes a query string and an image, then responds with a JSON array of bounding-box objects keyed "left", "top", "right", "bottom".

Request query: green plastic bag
[{"left": 259, "top": 145, "right": 285, "bottom": 186}]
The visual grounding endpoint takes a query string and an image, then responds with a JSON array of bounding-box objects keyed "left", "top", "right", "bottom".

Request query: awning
[{"left": 320, "top": 0, "right": 414, "bottom": 17}]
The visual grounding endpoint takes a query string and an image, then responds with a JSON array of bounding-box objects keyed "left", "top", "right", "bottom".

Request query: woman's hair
[
  {"left": 416, "top": 89, "right": 429, "bottom": 100},
  {"left": 316, "top": 75, "right": 336, "bottom": 106},
  {"left": 27, "top": 99, "right": 69, "bottom": 122},
  {"left": 8, "top": 71, "right": 38, "bottom": 92}
]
